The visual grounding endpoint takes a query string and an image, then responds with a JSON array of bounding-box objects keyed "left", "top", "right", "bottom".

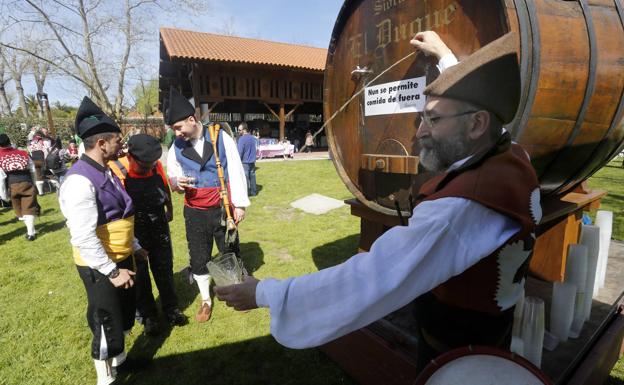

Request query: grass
[
  {"left": 0, "top": 159, "right": 358, "bottom": 385},
  {"left": 2, "top": 157, "right": 624, "bottom": 385}
]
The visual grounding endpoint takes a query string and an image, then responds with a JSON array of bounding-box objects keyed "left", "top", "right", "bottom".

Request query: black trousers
[
  {"left": 134, "top": 208, "right": 179, "bottom": 318},
  {"left": 184, "top": 205, "right": 239, "bottom": 276},
  {"left": 77, "top": 257, "right": 135, "bottom": 360}
]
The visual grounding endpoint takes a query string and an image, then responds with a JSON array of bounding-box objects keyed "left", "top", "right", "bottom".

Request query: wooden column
[
  {"left": 190, "top": 64, "right": 200, "bottom": 117},
  {"left": 279, "top": 103, "right": 285, "bottom": 141}
]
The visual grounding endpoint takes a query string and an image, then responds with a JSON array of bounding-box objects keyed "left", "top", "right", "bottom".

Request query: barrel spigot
[{"left": 351, "top": 65, "right": 374, "bottom": 81}]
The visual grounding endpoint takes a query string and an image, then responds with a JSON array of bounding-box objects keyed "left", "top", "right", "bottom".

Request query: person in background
[
  {"left": 27, "top": 126, "right": 38, "bottom": 145},
  {"left": 162, "top": 125, "right": 175, "bottom": 149},
  {"left": 165, "top": 88, "right": 250, "bottom": 323},
  {"left": 28, "top": 132, "right": 51, "bottom": 195},
  {"left": 65, "top": 139, "right": 80, "bottom": 166},
  {"left": 216, "top": 31, "right": 541, "bottom": 367},
  {"left": 46, "top": 137, "right": 68, "bottom": 186},
  {"left": 0, "top": 133, "right": 39, "bottom": 240},
  {"left": 59, "top": 97, "right": 149, "bottom": 385},
  {"left": 109, "top": 134, "right": 187, "bottom": 336},
  {"left": 304, "top": 131, "right": 314, "bottom": 153},
  {"left": 237, "top": 122, "right": 257, "bottom": 196}
]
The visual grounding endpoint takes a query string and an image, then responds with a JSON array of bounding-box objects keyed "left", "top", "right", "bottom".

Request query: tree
[
  {"left": 132, "top": 77, "right": 159, "bottom": 117},
  {"left": 1, "top": 0, "right": 208, "bottom": 120},
  {"left": 0, "top": 46, "right": 30, "bottom": 117},
  {"left": 0, "top": 57, "right": 11, "bottom": 116}
]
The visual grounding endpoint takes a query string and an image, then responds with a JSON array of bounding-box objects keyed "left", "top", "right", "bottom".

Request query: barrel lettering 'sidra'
[{"left": 349, "top": 1, "right": 459, "bottom": 59}]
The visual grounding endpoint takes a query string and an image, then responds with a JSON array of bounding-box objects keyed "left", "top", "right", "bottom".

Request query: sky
[{"left": 16, "top": 0, "right": 345, "bottom": 107}]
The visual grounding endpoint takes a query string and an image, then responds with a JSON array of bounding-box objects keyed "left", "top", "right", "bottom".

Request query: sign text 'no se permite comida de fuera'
[{"left": 364, "top": 77, "right": 426, "bottom": 116}]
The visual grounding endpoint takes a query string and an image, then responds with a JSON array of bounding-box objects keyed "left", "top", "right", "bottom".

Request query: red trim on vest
[{"left": 183, "top": 183, "right": 234, "bottom": 210}]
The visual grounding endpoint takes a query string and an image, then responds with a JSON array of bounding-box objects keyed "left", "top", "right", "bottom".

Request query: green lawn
[{"left": 1, "top": 158, "right": 624, "bottom": 385}]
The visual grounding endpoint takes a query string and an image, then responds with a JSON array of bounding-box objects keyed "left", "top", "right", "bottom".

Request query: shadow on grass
[
  {"left": 118, "top": 335, "right": 355, "bottom": 385},
  {"left": 0, "top": 219, "right": 65, "bottom": 244},
  {"left": 311, "top": 234, "right": 359, "bottom": 271},
  {"left": 125, "top": 242, "right": 264, "bottom": 367},
  {"left": 240, "top": 241, "right": 264, "bottom": 274},
  {"left": 0, "top": 216, "right": 17, "bottom": 227}
]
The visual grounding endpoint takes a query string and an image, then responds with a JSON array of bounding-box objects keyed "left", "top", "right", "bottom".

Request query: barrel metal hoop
[
  {"left": 548, "top": 0, "right": 600, "bottom": 192},
  {"left": 513, "top": 0, "right": 541, "bottom": 143},
  {"left": 510, "top": 0, "right": 533, "bottom": 141}
]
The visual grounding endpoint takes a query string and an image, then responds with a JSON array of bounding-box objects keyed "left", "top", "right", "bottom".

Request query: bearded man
[{"left": 216, "top": 31, "right": 542, "bottom": 364}]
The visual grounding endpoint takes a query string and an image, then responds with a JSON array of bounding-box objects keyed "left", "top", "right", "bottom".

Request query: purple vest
[{"left": 66, "top": 159, "right": 134, "bottom": 226}]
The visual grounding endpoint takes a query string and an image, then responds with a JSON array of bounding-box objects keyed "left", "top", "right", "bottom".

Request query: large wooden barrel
[{"left": 324, "top": 0, "right": 624, "bottom": 215}]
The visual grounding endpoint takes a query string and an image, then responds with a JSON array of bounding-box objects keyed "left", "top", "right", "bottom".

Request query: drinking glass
[
  {"left": 521, "top": 296, "right": 545, "bottom": 368},
  {"left": 183, "top": 169, "right": 198, "bottom": 186},
  {"left": 207, "top": 253, "right": 243, "bottom": 286}
]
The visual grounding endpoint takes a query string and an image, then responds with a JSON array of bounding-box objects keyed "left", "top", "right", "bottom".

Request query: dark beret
[
  {"left": 424, "top": 32, "right": 521, "bottom": 124},
  {"left": 127, "top": 134, "right": 162, "bottom": 162}
]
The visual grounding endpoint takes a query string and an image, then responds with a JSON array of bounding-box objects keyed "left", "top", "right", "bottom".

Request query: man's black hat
[
  {"left": 74, "top": 97, "right": 121, "bottom": 139},
  {"left": 0, "top": 133, "right": 10, "bottom": 147},
  {"left": 127, "top": 134, "right": 162, "bottom": 162},
  {"left": 164, "top": 88, "right": 195, "bottom": 126}
]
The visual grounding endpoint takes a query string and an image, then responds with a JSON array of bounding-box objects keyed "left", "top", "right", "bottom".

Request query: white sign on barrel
[{"left": 364, "top": 76, "right": 426, "bottom": 116}]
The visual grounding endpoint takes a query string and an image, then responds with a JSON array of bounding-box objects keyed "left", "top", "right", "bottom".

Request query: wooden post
[
  {"left": 279, "top": 103, "right": 285, "bottom": 141},
  {"left": 190, "top": 64, "right": 200, "bottom": 118}
]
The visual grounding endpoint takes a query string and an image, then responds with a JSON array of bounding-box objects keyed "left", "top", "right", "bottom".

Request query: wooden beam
[
  {"left": 200, "top": 102, "right": 220, "bottom": 122},
  {"left": 191, "top": 63, "right": 201, "bottom": 118},
  {"left": 262, "top": 102, "right": 279, "bottom": 119},
  {"left": 279, "top": 103, "right": 285, "bottom": 141},
  {"left": 284, "top": 103, "right": 301, "bottom": 119}
]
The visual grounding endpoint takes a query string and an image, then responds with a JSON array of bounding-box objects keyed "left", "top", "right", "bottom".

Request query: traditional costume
[
  {"left": 164, "top": 88, "right": 249, "bottom": 322},
  {"left": 0, "top": 133, "right": 39, "bottom": 240},
  {"left": 59, "top": 97, "right": 139, "bottom": 385},
  {"left": 253, "top": 33, "right": 541, "bottom": 362},
  {"left": 109, "top": 134, "right": 186, "bottom": 330}
]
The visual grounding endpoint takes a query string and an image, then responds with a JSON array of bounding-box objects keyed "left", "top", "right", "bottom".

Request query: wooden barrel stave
[{"left": 325, "top": 0, "right": 624, "bottom": 213}]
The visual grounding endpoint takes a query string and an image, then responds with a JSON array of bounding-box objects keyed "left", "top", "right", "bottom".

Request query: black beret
[
  {"left": 74, "top": 96, "right": 121, "bottom": 139},
  {"left": 127, "top": 134, "right": 162, "bottom": 162},
  {"left": 0, "top": 133, "right": 10, "bottom": 147},
  {"left": 424, "top": 32, "right": 520, "bottom": 124},
  {"left": 164, "top": 88, "right": 195, "bottom": 126}
]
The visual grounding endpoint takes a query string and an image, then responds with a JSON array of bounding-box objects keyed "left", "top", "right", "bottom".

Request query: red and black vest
[{"left": 413, "top": 134, "right": 541, "bottom": 354}]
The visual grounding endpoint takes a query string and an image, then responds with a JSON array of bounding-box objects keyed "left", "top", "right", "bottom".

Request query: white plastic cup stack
[
  {"left": 595, "top": 210, "right": 613, "bottom": 292},
  {"left": 565, "top": 244, "right": 588, "bottom": 338},
  {"left": 549, "top": 282, "right": 576, "bottom": 343},
  {"left": 521, "top": 296, "right": 545, "bottom": 368},
  {"left": 580, "top": 224, "right": 600, "bottom": 320},
  {"left": 510, "top": 289, "right": 525, "bottom": 355}
]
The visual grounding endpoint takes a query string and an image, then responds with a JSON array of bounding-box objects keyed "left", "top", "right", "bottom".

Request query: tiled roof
[{"left": 160, "top": 27, "right": 327, "bottom": 72}]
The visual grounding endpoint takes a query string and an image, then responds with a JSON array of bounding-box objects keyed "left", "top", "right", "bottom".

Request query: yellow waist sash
[{"left": 73, "top": 216, "right": 135, "bottom": 266}]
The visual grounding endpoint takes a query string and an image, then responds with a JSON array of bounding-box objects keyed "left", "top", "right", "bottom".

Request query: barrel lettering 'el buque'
[{"left": 324, "top": 0, "right": 624, "bottom": 215}]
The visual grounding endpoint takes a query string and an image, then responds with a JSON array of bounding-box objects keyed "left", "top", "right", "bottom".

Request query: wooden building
[{"left": 159, "top": 27, "right": 327, "bottom": 142}]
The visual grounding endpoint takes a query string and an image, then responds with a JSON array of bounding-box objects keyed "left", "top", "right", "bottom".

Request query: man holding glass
[
  {"left": 216, "top": 31, "right": 541, "bottom": 364},
  {"left": 165, "top": 88, "right": 250, "bottom": 323}
]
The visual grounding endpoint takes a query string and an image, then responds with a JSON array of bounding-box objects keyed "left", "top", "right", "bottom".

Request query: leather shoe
[
  {"left": 25, "top": 234, "right": 36, "bottom": 241},
  {"left": 195, "top": 303, "right": 212, "bottom": 323},
  {"left": 166, "top": 308, "right": 188, "bottom": 326}
]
